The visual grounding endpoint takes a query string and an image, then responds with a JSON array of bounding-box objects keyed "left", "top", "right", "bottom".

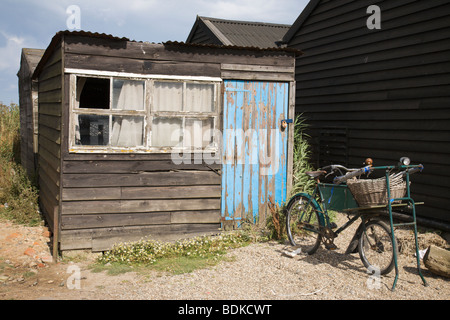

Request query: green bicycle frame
[{"left": 291, "top": 182, "right": 359, "bottom": 230}]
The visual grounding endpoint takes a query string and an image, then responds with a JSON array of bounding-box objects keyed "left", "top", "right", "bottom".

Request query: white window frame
[{"left": 67, "top": 69, "right": 222, "bottom": 154}]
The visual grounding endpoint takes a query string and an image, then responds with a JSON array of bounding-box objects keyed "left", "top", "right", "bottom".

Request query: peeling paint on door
[{"left": 222, "top": 80, "right": 288, "bottom": 226}]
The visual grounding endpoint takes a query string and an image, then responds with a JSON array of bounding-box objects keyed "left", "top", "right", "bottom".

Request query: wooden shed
[
  {"left": 30, "top": 30, "right": 298, "bottom": 253},
  {"left": 17, "top": 48, "right": 45, "bottom": 177},
  {"left": 282, "top": 0, "right": 450, "bottom": 226}
]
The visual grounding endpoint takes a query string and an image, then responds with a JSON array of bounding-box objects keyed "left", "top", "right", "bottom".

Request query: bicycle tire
[
  {"left": 285, "top": 195, "right": 323, "bottom": 255},
  {"left": 358, "top": 219, "right": 397, "bottom": 275}
]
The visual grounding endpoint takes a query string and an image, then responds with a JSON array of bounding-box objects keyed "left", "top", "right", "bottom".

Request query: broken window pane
[
  {"left": 76, "top": 115, "right": 109, "bottom": 146},
  {"left": 186, "top": 83, "right": 215, "bottom": 112},
  {"left": 152, "top": 117, "right": 182, "bottom": 147},
  {"left": 153, "top": 81, "right": 183, "bottom": 112},
  {"left": 111, "top": 116, "right": 144, "bottom": 147},
  {"left": 77, "top": 77, "right": 110, "bottom": 109},
  {"left": 112, "top": 79, "right": 145, "bottom": 110}
]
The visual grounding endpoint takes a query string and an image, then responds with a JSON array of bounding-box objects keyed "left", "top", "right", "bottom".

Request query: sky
[{"left": 0, "top": 0, "right": 309, "bottom": 105}]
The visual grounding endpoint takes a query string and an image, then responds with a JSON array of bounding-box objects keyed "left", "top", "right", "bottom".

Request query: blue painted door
[{"left": 222, "top": 80, "right": 289, "bottom": 225}]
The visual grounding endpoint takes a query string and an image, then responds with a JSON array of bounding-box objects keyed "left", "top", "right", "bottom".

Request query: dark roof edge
[
  {"left": 32, "top": 30, "right": 132, "bottom": 80},
  {"left": 164, "top": 41, "right": 303, "bottom": 56},
  {"left": 17, "top": 48, "right": 45, "bottom": 77},
  {"left": 198, "top": 16, "right": 291, "bottom": 28},
  {"left": 199, "top": 17, "right": 233, "bottom": 46},
  {"left": 282, "top": 0, "right": 321, "bottom": 44},
  {"left": 186, "top": 15, "right": 203, "bottom": 43},
  {"left": 33, "top": 30, "right": 302, "bottom": 79}
]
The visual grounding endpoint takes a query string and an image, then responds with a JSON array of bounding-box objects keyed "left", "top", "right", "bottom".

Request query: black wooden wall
[{"left": 285, "top": 0, "right": 450, "bottom": 223}]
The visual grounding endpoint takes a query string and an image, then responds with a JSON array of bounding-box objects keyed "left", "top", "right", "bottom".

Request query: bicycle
[{"left": 285, "top": 157, "right": 428, "bottom": 290}]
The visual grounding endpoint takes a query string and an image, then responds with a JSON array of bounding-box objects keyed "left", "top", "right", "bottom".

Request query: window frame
[{"left": 67, "top": 70, "right": 222, "bottom": 154}]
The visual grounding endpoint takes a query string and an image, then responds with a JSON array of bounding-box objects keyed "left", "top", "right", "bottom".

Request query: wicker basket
[{"left": 346, "top": 175, "right": 407, "bottom": 207}]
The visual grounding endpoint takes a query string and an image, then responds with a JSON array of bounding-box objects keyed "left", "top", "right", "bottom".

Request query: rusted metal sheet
[{"left": 221, "top": 80, "right": 288, "bottom": 225}]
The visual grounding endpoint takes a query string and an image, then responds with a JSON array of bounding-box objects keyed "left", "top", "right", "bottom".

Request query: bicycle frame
[
  {"left": 296, "top": 164, "right": 424, "bottom": 226},
  {"left": 294, "top": 183, "right": 372, "bottom": 240},
  {"left": 290, "top": 163, "right": 427, "bottom": 290}
]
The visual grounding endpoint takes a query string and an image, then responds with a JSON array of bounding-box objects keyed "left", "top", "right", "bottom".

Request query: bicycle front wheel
[
  {"left": 285, "top": 195, "right": 322, "bottom": 255},
  {"left": 358, "top": 219, "right": 397, "bottom": 275}
]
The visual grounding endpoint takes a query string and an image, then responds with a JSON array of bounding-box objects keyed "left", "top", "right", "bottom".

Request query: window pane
[
  {"left": 152, "top": 117, "right": 182, "bottom": 147},
  {"left": 112, "top": 79, "right": 145, "bottom": 110},
  {"left": 186, "top": 83, "right": 214, "bottom": 112},
  {"left": 76, "top": 115, "right": 109, "bottom": 146},
  {"left": 154, "top": 82, "right": 183, "bottom": 112},
  {"left": 78, "top": 77, "right": 110, "bottom": 109},
  {"left": 111, "top": 116, "right": 144, "bottom": 147},
  {"left": 185, "top": 118, "right": 214, "bottom": 149}
]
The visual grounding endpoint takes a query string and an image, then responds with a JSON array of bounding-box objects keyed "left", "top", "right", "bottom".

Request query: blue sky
[{"left": 0, "top": 0, "right": 308, "bottom": 104}]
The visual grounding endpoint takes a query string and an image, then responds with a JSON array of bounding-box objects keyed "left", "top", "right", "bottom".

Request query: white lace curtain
[{"left": 110, "top": 80, "right": 144, "bottom": 147}]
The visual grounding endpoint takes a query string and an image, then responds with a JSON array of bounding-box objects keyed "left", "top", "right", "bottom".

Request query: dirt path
[{"left": 0, "top": 216, "right": 449, "bottom": 300}]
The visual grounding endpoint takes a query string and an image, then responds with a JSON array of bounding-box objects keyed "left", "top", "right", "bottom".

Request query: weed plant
[
  {"left": 291, "top": 115, "right": 315, "bottom": 196},
  {"left": 0, "top": 103, "right": 40, "bottom": 225},
  {"left": 265, "top": 115, "right": 315, "bottom": 241}
]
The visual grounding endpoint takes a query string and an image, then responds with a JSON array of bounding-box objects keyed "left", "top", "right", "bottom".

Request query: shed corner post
[
  {"left": 53, "top": 37, "right": 66, "bottom": 262},
  {"left": 286, "top": 80, "right": 296, "bottom": 198}
]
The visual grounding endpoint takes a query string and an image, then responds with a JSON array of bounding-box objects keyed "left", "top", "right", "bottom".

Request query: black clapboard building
[{"left": 282, "top": 0, "right": 450, "bottom": 224}]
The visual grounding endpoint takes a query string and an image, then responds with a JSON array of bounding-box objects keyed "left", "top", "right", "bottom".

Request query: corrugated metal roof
[
  {"left": 187, "top": 16, "right": 291, "bottom": 48},
  {"left": 32, "top": 30, "right": 301, "bottom": 79},
  {"left": 164, "top": 41, "right": 301, "bottom": 56}
]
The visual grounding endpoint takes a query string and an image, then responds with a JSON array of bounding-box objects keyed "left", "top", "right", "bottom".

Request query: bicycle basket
[{"left": 346, "top": 175, "right": 407, "bottom": 207}]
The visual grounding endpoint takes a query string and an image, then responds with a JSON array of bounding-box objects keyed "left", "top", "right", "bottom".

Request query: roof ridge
[{"left": 199, "top": 16, "right": 291, "bottom": 28}]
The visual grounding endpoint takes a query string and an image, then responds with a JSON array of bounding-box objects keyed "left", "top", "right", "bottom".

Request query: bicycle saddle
[{"left": 305, "top": 170, "right": 327, "bottom": 179}]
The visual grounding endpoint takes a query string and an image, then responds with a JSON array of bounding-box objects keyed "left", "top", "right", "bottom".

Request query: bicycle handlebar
[
  {"left": 321, "top": 164, "right": 353, "bottom": 172},
  {"left": 333, "top": 166, "right": 373, "bottom": 184},
  {"left": 320, "top": 162, "right": 423, "bottom": 185}
]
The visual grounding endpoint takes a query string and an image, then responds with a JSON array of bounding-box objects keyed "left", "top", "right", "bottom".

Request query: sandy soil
[{"left": 0, "top": 214, "right": 449, "bottom": 301}]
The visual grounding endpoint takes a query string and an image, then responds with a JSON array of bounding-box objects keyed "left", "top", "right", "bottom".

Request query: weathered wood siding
[
  {"left": 51, "top": 34, "right": 296, "bottom": 251},
  {"left": 60, "top": 155, "right": 223, "bottom": 251},
  {"left": 287, "top": 0, "right": 450, "bottom": 223},
  {"left": 18, "top": 49, "right": 43, "bottom": 177},
  {"left": 18, "top": 54, "right": 34, "bottom": 176},
  {"left": 37, "top": 44, "right": 63, "bottom": 235}
]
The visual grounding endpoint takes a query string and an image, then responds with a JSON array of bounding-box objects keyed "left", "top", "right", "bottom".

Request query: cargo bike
[{"left": 285, "top": 157, "right": 428, "bottom": 290}]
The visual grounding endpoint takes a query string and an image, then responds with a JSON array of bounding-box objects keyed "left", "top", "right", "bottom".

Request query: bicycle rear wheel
[
  {"left": 358, "top": 219, "right": 397, "bottom": 275},
  {"left": 286, "top": 195, "right": 322, "bottom": 255}
]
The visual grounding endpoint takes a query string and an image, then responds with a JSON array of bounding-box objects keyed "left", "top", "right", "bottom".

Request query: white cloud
[
  {"left": 0, "top": 32, "right": 28, "bottom": 72},
  {"left": 0, "top": 30, "right": 42, "bottom": 101}
]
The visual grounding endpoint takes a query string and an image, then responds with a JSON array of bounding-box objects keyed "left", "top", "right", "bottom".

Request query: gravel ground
[{"left": 1, "top": 214, "right": 449, "bottom": 300}]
